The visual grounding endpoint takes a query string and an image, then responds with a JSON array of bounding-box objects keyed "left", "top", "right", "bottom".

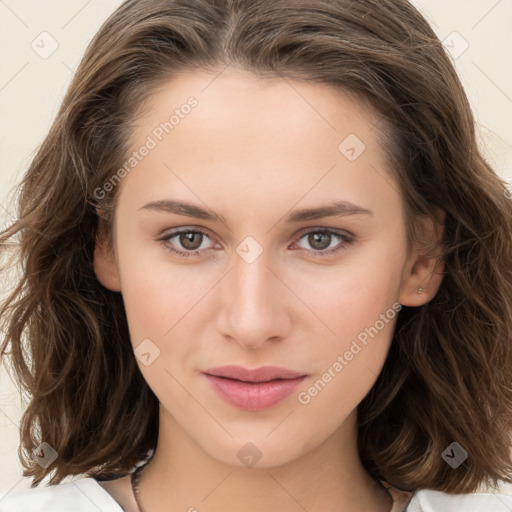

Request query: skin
[{"left": 94, "top": 68, "right": 444, "bottom": 512}]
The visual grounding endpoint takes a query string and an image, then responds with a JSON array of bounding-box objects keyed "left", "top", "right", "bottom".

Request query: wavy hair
[{"left": 1, "top": 0, "right": 512, "bottom": 493}]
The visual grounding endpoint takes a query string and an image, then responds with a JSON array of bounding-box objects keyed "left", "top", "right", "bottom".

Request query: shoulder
[
  {"left": 405, "top": 488, "right": 512, "bottom": 511},
  {"left": 0, "top": 477, "right": 124, "bottom": 512}
]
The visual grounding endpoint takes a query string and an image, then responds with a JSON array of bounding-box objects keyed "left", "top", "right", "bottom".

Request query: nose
[{"left": 216, "top": 247, "right": 292, "bottom": 350}]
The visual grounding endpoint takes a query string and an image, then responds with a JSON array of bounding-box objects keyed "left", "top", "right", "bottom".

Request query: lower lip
[{"left": 204, "top": 374, "right": 306, "bottom": 411}]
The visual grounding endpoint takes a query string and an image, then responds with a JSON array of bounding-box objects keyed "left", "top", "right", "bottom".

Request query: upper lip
[{"left": 203, "top": 365, "right": 306, "bottom": 383}]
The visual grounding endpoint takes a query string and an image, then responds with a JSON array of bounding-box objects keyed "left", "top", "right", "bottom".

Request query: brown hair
[{"left": 1, "top": 0, "right": 512, "bottom": 494}]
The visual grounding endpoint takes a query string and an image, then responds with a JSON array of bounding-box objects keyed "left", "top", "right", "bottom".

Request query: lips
[
  {"left": 203, "top": 365, "right": 305, "bottom": 382},
  {"left": 203, "top": 365, "right": 307, "bottom": 411}
]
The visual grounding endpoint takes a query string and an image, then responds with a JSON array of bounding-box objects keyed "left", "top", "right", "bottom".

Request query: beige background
[{"left": 1, "top": 0, "right": 512, "bottom": 497}]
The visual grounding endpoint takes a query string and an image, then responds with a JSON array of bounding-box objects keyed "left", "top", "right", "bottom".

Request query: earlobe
[
  {"left": 399, "top": 213, "right": 445, "bottom": 307},
  {"left": 398, "top": 257, "right": 444, "bottom": 306},
  {"left": 93, "top": 218, "right": 121, "bottom": 292}
]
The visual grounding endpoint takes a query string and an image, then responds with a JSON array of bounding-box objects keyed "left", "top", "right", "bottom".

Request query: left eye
[
  {"left": 159, "top": 228, "right": 353, "bottom": 258},
  {"left": 293, "top": 230, "right": 352, "bottom": 255}
]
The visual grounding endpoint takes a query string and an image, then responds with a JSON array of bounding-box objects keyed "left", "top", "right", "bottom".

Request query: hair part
[{"left": 1, "top": 0, "right": 512, "bottom": 492}]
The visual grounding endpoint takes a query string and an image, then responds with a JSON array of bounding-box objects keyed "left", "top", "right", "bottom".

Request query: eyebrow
[{"left": 139, "top": 199, "right": 373, "bottom": 224}]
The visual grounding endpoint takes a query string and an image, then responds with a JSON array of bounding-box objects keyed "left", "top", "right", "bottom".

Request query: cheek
[
  {"left": 114, "top": 223, "right": 211, "bottom": 340},
  {"left": 289, "top": 244, "right": 403, "bottom": 394},
  {"left": 115, "top": 249, "right": 209, "bottom": 399},
  {"left": 291, "top": 250, "right": 403, "bottom": 344},
  {"left": 295, "top": 286, "right": 399, "bottom": 424}
]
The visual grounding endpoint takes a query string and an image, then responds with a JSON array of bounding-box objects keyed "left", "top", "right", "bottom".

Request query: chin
[{"left": 201, "top": 432, "right": 311, "bottom": 470}]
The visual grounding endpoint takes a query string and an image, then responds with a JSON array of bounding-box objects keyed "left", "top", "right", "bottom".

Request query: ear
[
  {"left": 93, "top": 211, "right": 121, "bottom": 292},
  {"left": 398, "top": 211, "right": 445, "bottom": 307}
]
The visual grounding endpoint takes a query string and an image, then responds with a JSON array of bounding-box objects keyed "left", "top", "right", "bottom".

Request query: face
[{"left": 95, "top": 68, "right": 441, "bottom": 468}]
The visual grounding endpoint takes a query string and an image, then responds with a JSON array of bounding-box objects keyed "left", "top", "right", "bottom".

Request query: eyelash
[{"left": 158, "top": 228, "right": 354, "bottom": 259}]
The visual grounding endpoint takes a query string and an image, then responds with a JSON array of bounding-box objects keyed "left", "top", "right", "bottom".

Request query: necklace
[{"left": 131, "top": 462, "right": 148, "bottom": 512}]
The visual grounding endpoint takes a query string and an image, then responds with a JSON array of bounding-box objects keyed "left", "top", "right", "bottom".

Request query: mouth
[{"left": 202, "top": 365, "right": 307, "bottom": 411}]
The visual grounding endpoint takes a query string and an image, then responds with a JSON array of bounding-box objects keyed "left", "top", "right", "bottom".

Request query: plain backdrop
[{"left": 1, "top": 0, "right": 512, "bottom": 497}]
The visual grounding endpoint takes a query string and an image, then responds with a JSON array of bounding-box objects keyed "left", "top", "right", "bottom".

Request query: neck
[{"left": 135, "top": 408, "right": 393, "bottom": 512}]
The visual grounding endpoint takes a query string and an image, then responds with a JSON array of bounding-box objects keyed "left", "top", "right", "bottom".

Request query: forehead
[
  {"left": 130, "top": 68, "right": 383, "bottom": 154},
  {"left": 120, "top": 69, "right": 400, "bottom": 223}
]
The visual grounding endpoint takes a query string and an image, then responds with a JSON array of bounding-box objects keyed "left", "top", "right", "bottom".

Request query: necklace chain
[{"left": 131, "top": 463, "right": 147, "bottom": 512}]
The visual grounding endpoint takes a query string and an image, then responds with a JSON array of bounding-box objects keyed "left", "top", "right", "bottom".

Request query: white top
[
  {"left": 2, "top": 477, "right": 512, "bottom": 511},
  {"left": 0, "top": 478, "right": 123, "bottom": 512}
]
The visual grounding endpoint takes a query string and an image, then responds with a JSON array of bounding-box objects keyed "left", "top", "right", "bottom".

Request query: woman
[{"left": 1, "top": 0, "right": 512, "bottom": 511}]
